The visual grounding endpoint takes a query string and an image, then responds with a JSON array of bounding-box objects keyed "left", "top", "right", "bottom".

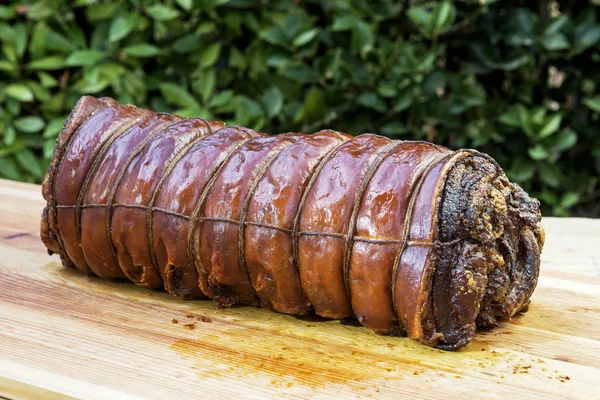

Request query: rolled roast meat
[{"left": 41, "top": 96, "right": 544, "bottom": 350}]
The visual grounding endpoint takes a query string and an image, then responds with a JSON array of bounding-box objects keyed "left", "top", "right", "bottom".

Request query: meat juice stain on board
[
  {"left": 42, "top": 261, "right": 559, "bottom": 385},
  {"left": 169, "top": 320, "right": 478, "bottom": 389},
  {"left": 37, "top": 253, "right": 572, "bottom": 390},
  {"left": 167, "top": 310, "right": 574, "bottom": 390},
  {"left": 168, "top": 319, "right": 448, "bottom": 390},
  {"left": 37, "top": 262, "right": 571, "bottom": 387}
]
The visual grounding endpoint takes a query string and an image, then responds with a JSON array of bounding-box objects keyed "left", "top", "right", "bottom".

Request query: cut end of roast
[{"left": 428, "top": 152, "right": 544, "bottom": 350}]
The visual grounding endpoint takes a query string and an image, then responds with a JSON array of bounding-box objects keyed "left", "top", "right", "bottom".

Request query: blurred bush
[{"left": 0, "top": 0, "right": 599, "bottom": 216}]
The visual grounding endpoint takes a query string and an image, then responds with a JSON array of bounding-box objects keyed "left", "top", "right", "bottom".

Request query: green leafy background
[{"left": 1, "top": 0, "right": 599, "bottom": 217}]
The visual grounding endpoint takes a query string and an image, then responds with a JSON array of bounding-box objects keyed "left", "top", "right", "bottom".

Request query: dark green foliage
[{"left": 1, "top": 0, "right": 599, "bottom": 216}]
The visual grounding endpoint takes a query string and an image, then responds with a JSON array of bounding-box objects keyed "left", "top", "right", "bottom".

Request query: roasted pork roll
[{"left": 41, "top": 96, "right": 544, "bottom": 349}]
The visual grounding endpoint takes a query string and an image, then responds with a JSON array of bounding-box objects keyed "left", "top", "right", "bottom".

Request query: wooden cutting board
[{"left": 0, "top": 178, "right": 598, "bottom": 399}]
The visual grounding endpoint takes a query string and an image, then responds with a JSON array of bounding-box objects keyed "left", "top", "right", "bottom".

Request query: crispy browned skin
[
  {"left": 42, "top": 96, "right": 108, "bottom": 268},
  {"left": 81, "top": 113, "right": 181, "bottom": 279},
  {"left": 41, "top": 97, "right": 544, "bottom": 350},
  {"left": 154, "top": 127, "right": 261, "bottom": 297},
  {"left": 111, "top": 118, "right": 225, "bottom": 288},
  {"left": 55, "top": 100, "right": 149, "bottom": 273},
  {"left": 245, "top": 130, "right": 350, "bottom": 315},
  {"left": 298, "top": 134, "right": 393, "bottom": 319},
  {"left": 199, "top": 134, "right": 302, "bottom": 306},
  {"left": 349, "top": 142, "right": 449, "bottom": 334}
]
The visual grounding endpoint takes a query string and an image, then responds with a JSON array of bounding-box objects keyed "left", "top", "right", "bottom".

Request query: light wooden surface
[{"left": 0, "top": 178, "right": 598, "bottom": 400}]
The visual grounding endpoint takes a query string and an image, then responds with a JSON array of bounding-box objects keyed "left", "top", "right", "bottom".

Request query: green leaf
[
  {"left": 43, "top": 139, "right": 56, "bottom": 159},
  {"left": 0, "top": 6, "right": 16, "bottom": 20},
  {"left": 513, "top": 8, "right": 535, "bottom": 34},
  {"left": 498, "top": 110, "right": 520, "bottom": 127},
  {"left": 544, "top": 16, "right": 568, "bottom": 36},
  {"left": 16, "top": 149, "right": 43, "bottom": 178},
  {"left": 26, "top": 3, "right": 54, "bottom": 20},
  {"left": 0, "top": 158, "right": 21, "bottom": 180},
  {"left": 431, "top": 1, "right": 455, "bottom": 33},
  {"left": 120, "top": 70, "right": 146, "bottom": 103},
  {"left": 196, "top": 69, "right": 216, "bottom": 103},
  {"left": 422, "top": 71, "right": 446, "bottom": 94},
  {"left": 407, "top": 8, "right": 432, "bottom": 32},
  {"left": 498, "top": 54, "right": 531, "bottom": 71},
  {"left": 263, "top": 86, "right": 283, "bottom": 118},
  {"left": 65, "top": 24, "right": 87, "bottom": 48},
  {"left": 352, "top": 21, "right": 374, "bottom": 56},
  {"left": 530, "top": 107, "right": 546, "bottom": 125},
  {"left": 174, "top": 106, "right": 212, "bottom": 119},
  {"left": 13, "top": 24, "right": 28, "bottom": 57},
  {"left": 357, "top": 92, "right": 386, "bottom": 113},
  {"left": 293, "top": 29, "right": 319, "bottom": 47},
  {"left": 43, "top": 119, "right": 66, "bottom": 138},
  {"left": 393, "top": 88, "right": 414, "bottom": 112},
  {"left": 542, "top": 33, "right": 569, "bottom": 51},
  {"left": 196, "top": 21, "right": 216, "bottom": 35},
  {"left": 208, "top": 90, "right": 234, "bottom": 108},
  {"left": 0, "top": 23, "right": 14, "bottom": 41},
  {"left": 538, "top": 114, "right": 562, "bottom": 138},
  {"left": 574, "top": 23, "right": 600, "bottom": 52},
  {"left": 75, "top": 75, "right": 111, "bottom": 94},
  {"left": 199, "top": 43, "right": 221, "bottom": 68},
  {"left": 331, "top": 16, "right": 359, "bottom": 31},
  {"left": 266, "top": 53, "right": 290, "bottom": 68},
  {"left": 6, "top": 99, "right": 20, "bottom": 116},
  {"left": 229, "top": 47, "right": 247, "bottom": 69},
  {"left": 159, "top": 83, "right": 200, "bottom": 109},
  {"left": 27, "top": 80, "right": 50, "bottom": 102},
  {"left": 583, "top": 96, "right": 600, "bottom": 113},
  {"left": 234, "top": 96, "right": 264, "bottom": 127},
  {"left": 259, "top": 26, "right": 289, "bottom": 47},
  {"left": 528, "top": 144, "right": 548, "bottom": 160},
  {"left": 304, "top": 87, "right": 325, "bottom": 119},
  {"left": 65, "top": 50, "right": 106, "bottom": 66},
  {"left": 538, "top": 162, "right": 561, "bottom": 187},
  {"left": 99, "top": 63, "right": 127, "bottom": 80},
  {"left": 109, "top": 15, "right": 135, "bottom": 42},
  {"left": 146, "top": 4, "right": 180, "bottom": 21},
  {"left": 381, "top": 121, "right": 407, "bottom": 135},
  {"left": 176, "top": 0, "right": 193, "bottom": 11},
  {"left": 76, "top": 1, "right": 95, "bottom": 7},
  {"left": 45, "top": 29, "right": 77, "bottom": 53},
  {"left": 3, "top": 126, "right": 16, "bottom": 146},
  {"left": 86, "top": 3, "right": 121, "bottom": 21},
  {"left": 539, "top": 190, "right": 557, "bottom": 206},
  {"left": 416, "top": 50, "right": 438, "bottom": 72},
  {"left": 281, "top": 64, "right": 316, "bottom": 84},
  {"left": 5, "top": 83, "right": 34, "bottom": 102},
  {"left": 13, "top": 116, "right": 45, "bottom": 133},
  {"left": 509, "top": 158, "right": 536, "bottom": 182},
  {"left": 123, "top": 44, "right": 160, "bottom": 57},
  {"left": 377, "top": 84, "right": 397, "bottom": 98},
  {"left": 172, "top": 34, "right": 201, "bottom": 53},
  {"left": 553, "top": 129, "right": 577, "bottom": 151},
  {"left": 560, "top": 192, "right": 579, "bottom": 209},
  {"left": 516, "top": 105, "right": 535, "bottom": 137},
  {"left": 3, "top": 42, "right": 17, "bottom": 63},
  {"left": 243, "top": 14, "right": 260, "bottom": 33},
  {"left": 0, "top": 59, "right": 15, "bottom": 72}
]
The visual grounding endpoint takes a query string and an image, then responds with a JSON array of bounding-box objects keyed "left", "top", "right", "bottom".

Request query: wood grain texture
[{"left": 0, "top": 178, "right": 598, "bottom": 400}]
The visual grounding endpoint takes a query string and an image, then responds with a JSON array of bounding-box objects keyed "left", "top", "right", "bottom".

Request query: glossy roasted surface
[{"left": 40, "top": 97, "right": 543, "bottom": 349}]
